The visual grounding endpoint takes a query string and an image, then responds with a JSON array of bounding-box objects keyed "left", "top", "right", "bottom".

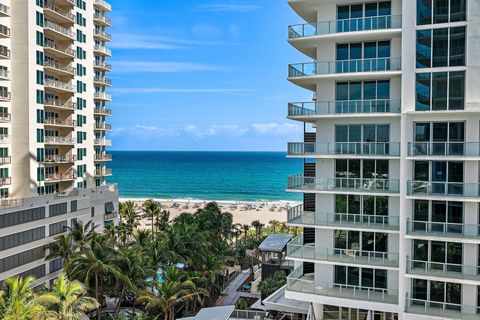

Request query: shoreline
[{"left": 119, "top": 197, "right": 298, "bottom": 226}]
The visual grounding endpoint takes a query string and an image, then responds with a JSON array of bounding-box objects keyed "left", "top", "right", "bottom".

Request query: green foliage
[
  {"left": 258, "top": 271, "right": 286, "bottom": 297},
  {"left": 234, "top": 297, "right": 249, "bottom": 310}
]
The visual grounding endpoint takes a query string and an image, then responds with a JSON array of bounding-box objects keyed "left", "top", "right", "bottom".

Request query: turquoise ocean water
[{"left": 107, "top": 151, "right": 303, "bottom": 201}]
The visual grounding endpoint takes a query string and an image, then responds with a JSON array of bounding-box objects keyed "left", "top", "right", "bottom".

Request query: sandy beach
[{"left": 120, "top": 198, "right": 298, "bottom": 226}]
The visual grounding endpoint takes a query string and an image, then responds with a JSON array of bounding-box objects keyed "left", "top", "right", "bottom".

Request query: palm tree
[
  {"left": 68, "top": 219, "right": 97, "bottom": 245},
  {"left": 231, "top": 223, "right": 242, "bottom": 245},
  {"left": 137, "top": 266, "right": 207, "bottom": 320},
  {"left": 46, "top": 233, "right": 77, "bottom": 272},
  {"left": 113, "top": 246, "right": 148, "bottom": 312},
  {"left": 0, "top": 276, "right": 47, "bottom": 320},
  {"left": 67, "top": 235, "right": 123, "bottom": 319},
  {"left": 119, "top": 201, "right": 140, "bottom": 237},
  {"left": 242, "top": 224, "right": 250, "bottom": 246},
  {"left": 143, "top": 199, "right": 161, "bottom": 235},
  {"left": 251, "top": 220, "right": 264, "bottom": 240},
  {"left": 41, "top": 274, "right": 98, "bottom": 320}
]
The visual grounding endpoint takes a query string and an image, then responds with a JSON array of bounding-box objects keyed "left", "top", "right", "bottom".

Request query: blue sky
[{"left": 108, "top": 0, "right": 311, "bottom": 151}]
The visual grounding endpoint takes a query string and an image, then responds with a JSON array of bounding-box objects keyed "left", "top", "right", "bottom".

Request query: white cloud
[
  {"left": 196, "top": 4, "right": 262, "bottom": 12},
  {"left": 110, "top": 87, "right": 253, "bottom": 94},
  {"left": 185, "top": 124, "right": 249, "bottom": 138},
  {"left": 111, "top": 125, "right": 180, "bottom": 139},
  {"left": 252, "top": 123, "right": 302, "bottom": 136},
  {"left": 112, "top": 61, "right": 231, "bottom": 74}
]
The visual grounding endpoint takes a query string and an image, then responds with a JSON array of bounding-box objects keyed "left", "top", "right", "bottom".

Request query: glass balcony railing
[
  {"left": 287, "top": 204, "right": 399, "bottom": 230},
  {"left": 407, "top": 219, "right": 480, "bottom": 239},
  {"left": 287, "top": 235, "right": 398, "bottom": 267},
  {"left": 287, "top": 266, "right": 398, "bottom": 304},
  {"left": 407, "top": 258, "right": 480, "bottom": 281},
  {"left": 288, "top": 142, "right": 400, "bottom": 157},
  {"left": 288, "top": 175, "right": 400, "bottom": 194},
  {"left": 289, "top": 57, "right": 401, "bottom": 77},
  {"left": 289, "top": 15, "right": 402, "bottom": 39},
  {"left": 406, "top": 298, "right": 478, "bottom": 319},
  {"left": 407, "top": 181, "right": 480, "bottom": 198},
  {"left": 288, "top": 100, "right": 401, "bottom": 117},
  {"left": 408, "top": 142, "right": 480, "bottom": 157}
]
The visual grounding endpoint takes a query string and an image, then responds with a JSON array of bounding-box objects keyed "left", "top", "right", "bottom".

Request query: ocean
[{"left": 107, "top": 151, "right": 303, "bottom": 202}]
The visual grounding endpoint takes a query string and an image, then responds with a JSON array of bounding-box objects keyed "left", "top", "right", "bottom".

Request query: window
[
  {"left": 413, "top": 122, "right": 465, "bottom": 155},
  {"left": 0, "top": 247, "right": 45, "bottom": 273},
  {"left": 417, "top": 0, "right": 466, "bottom": 25},
  {"left": 335, "top": 124, "right": 390, "bottom": 155},
  {"left": 336, "top": 80, "right": 391, "bottom": 113},
  {"left": 336, "top": 41, "right": 391, "bottom": 73},
  {"left": 416, "top": 71, "right": 465, "bottom": 110},
  {"left": 413, "top": 200, "right": 463, "bottom": 233},
  {"left": 49, "top": 221, "right": 67, "bottom": 236},
  {"left": 335, "top": 266, "right": 387, "bottom": 289},
  {"left": 49, "top": 202, "right": 67, "bottom": 217},
  {"left": 416, "top": 27, "right": 465, "bottom": 68},
  {"left": 337, "top": 2, "right": 392, "bottom": 32},
  {"left": 0, "top": 227, "right": 45, "bottom": 251},
  {"left": 36, "top": 12, "right": 43, "bottom": 27}
]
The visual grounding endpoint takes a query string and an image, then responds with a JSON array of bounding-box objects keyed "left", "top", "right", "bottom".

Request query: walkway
[{"left": 219, "top": 269, "right": 261, "bottom": 306}]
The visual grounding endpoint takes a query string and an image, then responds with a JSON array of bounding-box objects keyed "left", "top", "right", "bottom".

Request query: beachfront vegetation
[{"left": 0, "top": 200, "right": 300, "bottom": 319}]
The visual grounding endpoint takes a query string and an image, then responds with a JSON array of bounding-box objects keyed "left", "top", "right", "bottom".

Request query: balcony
[
  {"left": 94, "top": 76, "right": 112, "bottom": 86},
  {"left": 45, "top": 99, "right": 76, "bottom": 111},
  {"left": 0, "top": 4, "right": 9, "bottom": 17},
  {"left": 0, "top": 156, "right": 10, "bottom": 165},
  {"left": 408, "top": 142, "right": 480, "bottom": 159},
  {"left": 104, "top": 211, "right": 117, "bottom": 220},
  {"left": 0, "top": 135, "right": 9, "bottom": 144},
  {"left": 407, "top": 181, "right": 480, "bottom": 200},
  {"left": 286, "top": 267, "right": 398, "bottom": 305},
  {"left": 94, "top": 154, "right": 112, "bottom": 161},
  {"left": 0, "top": 177, "right": 11, "bottom": 186},
  {"left": 95, "top": 123, "right": 112, "bottom": 131},
  {"left": 0, "top": 45, "right": 10, "bottom": 59},
  {"left": 44, "top": 41, "right": 75, "bottom": 59},
  {"left": 406, "top": 298, "right": 479, "bottom": 319},
  {"left": 94, "top": 92, "right": 112, "bottom": 101},
  {"left": 94, "top": 61, "right": 112, "bottom": 71},
  {"left": 44, "top": 60, "right": 76, "bottom": 77},
  {"left": 0, "top": 112, "right": 11, "bottom": 123},
  {"left": 406, "top": 258, "right": 480, "bottom": 284},
  {"left": 289, "top": 16, "right": 402, "bottom": 58},
  {"left": 0, "top": 68, "right": 9, "bottom": 81},
  {"left": 290, "top": 15, "right": 402, "bottom": 38},
  {"left": 43, "top": 155, "right": 76, "bottom": 164},
  {"left": 0, "top": 25, "right": 10, "bottom": 38},
  {"left": 94, "top": 45, "right": 112, "bottom": 57},
  {"left": 288, "top": 100, "right": 401, "bottom": 121},
  {"left": 94, "top": 13, "right": 112, "bottom": 26},
  {"left": 287, "top": 204, "right": 399, "bottom": 231},
  {"left": 43, "top": 1, "right": 75, "bottom": 24},
  {"left": 44, "top": 79, "right": 75, "bottom": 93},
  {"left": 287, "top": 235, "right": 398, "bottom": 268},
  {"left": 288, "top": 175, "right": 400, "bottom": 195},
  {"left": 94, "top": 30, "right": 112, "bottom": 42},
  {"left": 406, "top": 219, "right": 480, "bottom": 243},
  {"left": 288, "top": 58, "right": 401, "bottom": 91},
  {"left": 287, "top": 142, "right": 400, "bottom": 158},
  {"left": 44, "top": 117, "right": 76, "bottom": 128},
  {"left": 94, "top": 0, "right": 112, "bottom": 12},
  {"left": 0, "top": 90, "right": 11, "bottom": 102},
  {"left": 94, "top": 138, "right": 112, "bottom": 146},
  {"left": 55, "top": 0, "right": 75, "bottom": 6},
  {"left": 45, "top": 172, "right": 76, "bottom": 182},
  {"left": 94, "top": 107, "right": 112, "bottom": 116},
  {"left": 44, "top": 136, "right": 74, "bottom": 145},
  {"left": 43, "top": 20, "right": 75, "bottom": 40},
  {"left": 95, "top": 168, "right": 112, "bottom": 177}
]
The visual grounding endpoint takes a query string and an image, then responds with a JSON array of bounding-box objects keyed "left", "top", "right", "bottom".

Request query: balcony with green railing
[
  {"left": 288, "top": 142, "right": 400, "bottom": 157},
  {"left": 287, "top": 204, "right": 399, "bottom": 231},
  {"left": 289, "top": 57, "right": 401, "bottom": 78},
  {"left": 406, "top": 219, "right": 480, "bottom": 241},
  {"left": 289, "top": 15, "right": 402, "bottom": 39},
  {"left": 287, "top": 235, "right": 398, "bottom": 268},
  {"left": 406, "top": 258, "right": 480, "bottom": 283},
  {"left": 288, "top": 175, "right": 400, "bottom": 194},
  {"left": 286, "top": 266, "right": 398, "bottom": 304},
  {"left": 408, "top": 142, "right": 480, "bottom": 158},
  {"left": 407, "top": 181, "right": 480, "bottom": 199},
  {"left": 288, "top": 100, "right": 401, "bottom": 119},
  {"left": 406, "top": 298, "right": 479, "bottom": 319}
]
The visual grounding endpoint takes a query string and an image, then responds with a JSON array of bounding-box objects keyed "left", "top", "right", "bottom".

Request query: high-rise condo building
[
  {"left": 0, "top": 0, "right": 117, "bottom": 285},
  {"left": 285, "top": 1, "right": 480, "bottom": 319}
]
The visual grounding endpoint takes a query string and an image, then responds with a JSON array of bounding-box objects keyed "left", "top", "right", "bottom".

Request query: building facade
[
  {"left": 0, "top": 0, "right": 117, "bottom": 286},
  {"left": 285, "top": 0, "right": 480, "bottom": 319}
]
